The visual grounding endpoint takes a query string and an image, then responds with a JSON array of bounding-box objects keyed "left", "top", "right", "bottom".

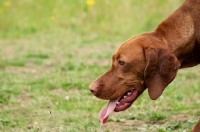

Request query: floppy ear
[{"left": 144, "top": 45, "right": 180, "bottom": 100}]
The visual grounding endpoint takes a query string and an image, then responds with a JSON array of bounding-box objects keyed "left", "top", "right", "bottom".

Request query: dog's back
[{"left": 185, "top": 0, "right": 200, "bottom": 43}]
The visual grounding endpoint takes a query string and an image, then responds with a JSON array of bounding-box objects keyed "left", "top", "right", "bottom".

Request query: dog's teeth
[
  {"left": 124, "top": 96, "right": 127, "bottom": 98},
  {"left": 127, "top": 92, "right": 131, "bottom": 95},
  {"left": 116, "top": 102, "right": 119, "bottom": 105}
]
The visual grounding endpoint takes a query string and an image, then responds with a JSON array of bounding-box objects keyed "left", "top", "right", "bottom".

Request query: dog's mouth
[
  {"left": 99, "top": 89, "right": 138, "bottom": 124},
  {"left": 115, "top": 89, "right": 138, "bottom": 112}
]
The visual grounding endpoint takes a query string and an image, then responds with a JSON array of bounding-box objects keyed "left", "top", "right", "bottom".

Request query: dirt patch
[
  {"left": 6, "top": 65, "right": 38, "bottom": 74},
  {"left": 50, "top": 88, "right": 69, "bottom": 97},
  {"left": 50, "top": 88, "right": 81, "bottom": 100},
  {"left": 4, "top": 61, "right": 53, "bottom": 76},
  {"left": 100, "top": 113, "right": 193, "bottom": 132},
  {"left": 17, "top": 93, "right": 31, "bottom": 103}
]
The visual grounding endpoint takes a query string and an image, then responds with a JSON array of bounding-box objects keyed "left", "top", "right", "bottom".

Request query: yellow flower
[
  {"left": 86, "top": 0, "right": 95, "bottom": 6},
  {"left": 50, "top": 16, "right": 55, "bottom": 21},
  {"left": 3, "top": 1, "right": 10, "bottom": 7}
]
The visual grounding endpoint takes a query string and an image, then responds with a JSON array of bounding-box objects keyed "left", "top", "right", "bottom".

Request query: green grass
[{"left": 0, "top": 0, "right": 200, "bottom": 131}]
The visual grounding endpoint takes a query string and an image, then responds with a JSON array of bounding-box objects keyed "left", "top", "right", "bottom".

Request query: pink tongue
[{"left": 99, "top": 98, "right": 119, "bottom": 124}]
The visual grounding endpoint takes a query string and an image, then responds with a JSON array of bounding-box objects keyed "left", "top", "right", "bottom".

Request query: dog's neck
[
  {"left": 154, "top": 29, "right": 199, "bottom": 69},
  {"left": 153, "top": 0, "right": 200, "bottom": 69}
]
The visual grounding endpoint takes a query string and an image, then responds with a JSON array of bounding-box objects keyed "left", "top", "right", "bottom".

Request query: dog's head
[{"left": 89, "top": 33, "right": 180, "bottom": 114}]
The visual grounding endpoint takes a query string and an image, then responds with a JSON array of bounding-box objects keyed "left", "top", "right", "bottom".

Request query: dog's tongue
[{"left": 99, "top": 98, "right": 118, "bottom": 124}]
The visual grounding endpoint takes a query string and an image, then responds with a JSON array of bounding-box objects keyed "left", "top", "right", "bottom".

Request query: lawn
[{"left": 0, "top": 0, "right": 200, "bottom": 132}]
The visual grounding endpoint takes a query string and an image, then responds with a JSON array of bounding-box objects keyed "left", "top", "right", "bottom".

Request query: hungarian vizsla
[{"left": 89, "top": 0, "right": 200, "bottom": 131}]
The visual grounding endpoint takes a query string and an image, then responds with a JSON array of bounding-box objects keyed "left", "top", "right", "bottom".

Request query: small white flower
[{"left": 65, "top": 96, "right": 69, "bottom": 100}]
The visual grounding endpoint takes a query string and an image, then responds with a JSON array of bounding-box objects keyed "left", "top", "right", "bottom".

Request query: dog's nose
[
  {"left": 89, "top": 83, "right": 101, "bottom": 95},
  {"left": 90, "top": 89, "right": 96, "bottom": 94}
]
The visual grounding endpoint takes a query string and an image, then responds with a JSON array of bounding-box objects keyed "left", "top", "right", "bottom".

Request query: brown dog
[
  {"left": 89, "top": 0, "right": 200, "bottom": 130},
  {"left": 193, "top": 119, "right": 200, "bottom": 132}
]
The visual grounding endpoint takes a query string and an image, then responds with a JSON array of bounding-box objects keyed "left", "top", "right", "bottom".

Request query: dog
[{"left": 89, "top": 0, "right": 200, "bottom": 131}]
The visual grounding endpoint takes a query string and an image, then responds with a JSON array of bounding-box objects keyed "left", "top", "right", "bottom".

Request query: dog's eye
[{"left": 118, "top": 60, "right": 125, "bottom": 66}]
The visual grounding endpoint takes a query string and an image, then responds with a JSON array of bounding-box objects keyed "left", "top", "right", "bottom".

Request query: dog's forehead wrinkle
[
  {"left": 112, "top": 51, "right": 127, "bottom": 62},
  {"left": 118, "top": 54, "right": 127, "bottom": 62}
]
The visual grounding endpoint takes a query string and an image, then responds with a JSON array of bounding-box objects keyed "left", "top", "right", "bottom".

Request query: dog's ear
[{"left": 144, "top": 45, "right": 180, "bottom": 100}]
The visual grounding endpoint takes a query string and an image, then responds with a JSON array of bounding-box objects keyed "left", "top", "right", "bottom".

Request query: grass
[{"left": 0, "top": 0, "right": 200, "bottom": 131}]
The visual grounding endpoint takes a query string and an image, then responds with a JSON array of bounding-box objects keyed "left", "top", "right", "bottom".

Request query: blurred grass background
[
  {"left": 0, "top": 0, "right": 200, "bottom": 132},
  {"left": 0, "top": 0, "right": 183, "bottom": 39}
]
